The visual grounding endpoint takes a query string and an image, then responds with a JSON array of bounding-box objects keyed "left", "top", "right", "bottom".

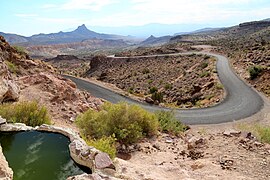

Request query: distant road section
[{"left": 65, "top": 52, "right": 264, "bottom": 125}]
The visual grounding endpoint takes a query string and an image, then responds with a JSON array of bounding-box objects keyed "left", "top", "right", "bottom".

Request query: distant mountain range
[
  {"left": 174, "top": 27, "right": 223, "bottom": 36},
  {"left": 0, "top": 24, "right": 131, "bottom": 45},
  {"left": 171, "top": 20, "right": 270, "bottom": 42},
  {"left": 88, "top": 23, "right": 208, "bottom": 38},
  {"left": 1, "top": 18, "right": 269, "bottom": 48}
]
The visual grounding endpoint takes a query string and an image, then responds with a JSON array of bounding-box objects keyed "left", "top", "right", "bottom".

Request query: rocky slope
[
  {"left": 86, "top": 54, "right": 224, "bottom": 108},
  {"left": 45, "top": 55, "right": 90, "bottom": 77},
  {"left": 170, "top": 20, "right": 270, "bottom": 98},
  {"left": 0, "top": 46, "right": 20, "bottom": 103},
  {"left": 0, "top": 35, "right": 103, "bottom": 127},
  {"left": 208, "top": 23, "right": 270, "bottom": 98}
]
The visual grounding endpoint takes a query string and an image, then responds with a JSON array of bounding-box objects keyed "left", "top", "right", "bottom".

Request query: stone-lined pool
[{"left": 0, "top": 131, "right": 90, "bottom": 180}]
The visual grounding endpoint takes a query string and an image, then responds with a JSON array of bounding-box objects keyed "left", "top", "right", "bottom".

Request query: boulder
[
  {"left": 95, "top": 152, "right": 115, "bottom": 170},
  {"left": 67, "top": 172, "right": 120, "bottom": 180},
  {"left": 69, "top": 139, "right": 116, "bottom": 175},
  {"left": 0, "top": 116, "right": 6, "bottom": 125},
  {"left": 67, "top": 173, "right": 103, "bottom": 180},
  {"left": 177, "top": 96, "right": 191, "bottom": 105},
  {"left": 145, "top": 96, "right": 154, "bottom": 104},
  {"left": 203, "top": 82, "right": 215, "bottom": 89},
  {"left": 37, "top": 124, "right": 79, "bottom": 141},
  {"left": 223, "top": 129, "right": 241, "bottom": 137},
  {"left": 0, "top": 61, "right": 20, "bottom": 103},
  {"left": 187, "top": 137, "right": 207, "bottom": 150},
  {"left": 191, "top": 85, "right": 202, "bottom": 95},
  {"left": 0, "top": 123, "right": 34, "bottom": 131},
  {"left": 154, "top": 100, "right": 160, "bottom": 105},
  {"left": 0, "top": 146, "right": 13, "bottom": 180},
  {"left": 69, "top": 139, "right": 97, "bottom": 170}
]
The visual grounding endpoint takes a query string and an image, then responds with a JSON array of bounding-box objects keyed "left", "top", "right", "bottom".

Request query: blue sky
[{"left": 1, "top": 0, "right": 270, "bottom": 36}]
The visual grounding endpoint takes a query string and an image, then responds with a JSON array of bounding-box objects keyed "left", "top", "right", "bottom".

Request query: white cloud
[
  {"left": 124, "top": 0, "right": 267, "bottom": 25},
  {"left": 83, "top": 0, "right": 269, "bottom": 27},
  {"left": 22, "top": 0, "right": 268, "bottom": 32},
  {"left": 50, "top": 0, "right": 119, "bottom": 11}
]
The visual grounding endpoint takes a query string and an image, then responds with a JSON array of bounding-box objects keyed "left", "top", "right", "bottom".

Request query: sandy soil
[{"left": 114, "top": 94, "right": 270, "bottom": 180}]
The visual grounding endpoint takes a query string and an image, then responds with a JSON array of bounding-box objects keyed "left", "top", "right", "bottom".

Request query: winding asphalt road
[{"left": 65, "top": 52, "right": 264, "bottom": 125}]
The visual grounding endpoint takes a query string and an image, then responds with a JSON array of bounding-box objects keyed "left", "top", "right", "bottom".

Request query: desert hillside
[
  {"left": 83, "top": 53, "right": 224, "bottom": 108},
  {"left": 0, "top": 35, "right": 102, "bottom": 127},
  {"left": 171, "top": 20, "right": 270, "bottom": 98}
]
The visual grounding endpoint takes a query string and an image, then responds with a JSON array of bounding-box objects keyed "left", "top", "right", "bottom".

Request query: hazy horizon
[{"left": 1, "top": 0, "right": 270, "bottom": 37}]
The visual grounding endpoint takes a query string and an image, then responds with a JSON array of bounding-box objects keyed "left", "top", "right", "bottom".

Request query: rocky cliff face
[
  {"left": 0, "top": 36, "right": 20, "bottom": 103},
  {"left": 0, "top": 35, "right": 103, "bottom": 127}
]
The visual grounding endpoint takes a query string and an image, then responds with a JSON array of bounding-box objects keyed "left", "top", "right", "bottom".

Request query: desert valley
[{"left": 0, "top": 1, "right": 270, "bottom": 180}]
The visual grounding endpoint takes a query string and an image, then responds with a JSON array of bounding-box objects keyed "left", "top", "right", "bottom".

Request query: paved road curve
[{"left": 65, "top": 52, "right": 264, "bottom": 125}]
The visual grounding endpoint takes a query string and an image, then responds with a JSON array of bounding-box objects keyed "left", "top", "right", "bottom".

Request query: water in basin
[{"left": 0, "top": 131, "right": 90, "bottom": 180}]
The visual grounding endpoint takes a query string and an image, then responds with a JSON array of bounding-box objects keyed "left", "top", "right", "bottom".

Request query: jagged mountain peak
[
  {"left": 77, "top": 24, "right": 87, "bottom": 30},
  {"left": 73, "top": 24, "right": 92, "bottom": 33},
  {"left": 148, "top": 35, "right": 156, "bottom": 39}
]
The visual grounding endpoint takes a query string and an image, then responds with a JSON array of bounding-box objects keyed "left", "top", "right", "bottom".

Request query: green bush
[
  {"left": 76, "top": 108, "right": 108, "bottom": 139},
  {"left": 199, "top": 71, "right": 210, "bottom": 77},
  {"left": 201, "top": 62, "right": 208, "bottom": 69},
  {"left": 216, "top": 83, "right": 224, "bottom": 90},
  {"left": 142, "top": 68, "right": 150, "bottom": 74},
  {"left": 238, "top": 124, "right": 270, "bottom": 144},
  {"left": 76, "top": 102, "right": 159, "bottom": 145},
  {"left": 151, "top": 92, "right": 163, "bottom": 102},
  {"left": 203, "top": 55, "right": 210, "bottom": 60},
  {"left": 164, "top": 83, "right": 173, "bottom": 90},
  {"left": 128, "top": 87, "right": 134, "bottom": 94},
  {"left": 255, "top": 125, "right": 270, "bottom": 143},
  {"left": 12, "top": 45, "right": 26, "bottom": 54},
  {"left": 155, "top": 110, "right": 188, "bottom": 136},
  {"left": 149, "top": 86, "right": 158, "bottom": 94},
  {"left": 86, "top": 136, "right": 116, "bottom": 159},
  {"left": 248, "top": 65, "right": 263, "bottom": 80},
  {"left": 5, "top": 61, "right": 18, "bottom": 74},
  {"left": 148, "top": 79, "right": 153, "bottom": 84},
  {"left": 0, "top": 101, "right": 51, "bottom": 126}
]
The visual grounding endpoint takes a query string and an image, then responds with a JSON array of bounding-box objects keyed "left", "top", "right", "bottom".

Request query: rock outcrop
[
  {"left": 67, "top": 172, "right": 120, "bottom": 180},
  {"left": 0, "top": 37, "right": 20, "bottom": 102},
  {"left": 18, "top": 72, "right": 103, "bottom": 125},
  {"left": 0, "top": 123, "right": 33, "bottom": 132},
  {"left": 67, "top": 173, "right": 103, "bottom": 180},
  {"left": 0, "top": 116, "right": 6, "bottom": 125},
  {"left": 0, "top": 146, "right": 13, "bottom": 180}
]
